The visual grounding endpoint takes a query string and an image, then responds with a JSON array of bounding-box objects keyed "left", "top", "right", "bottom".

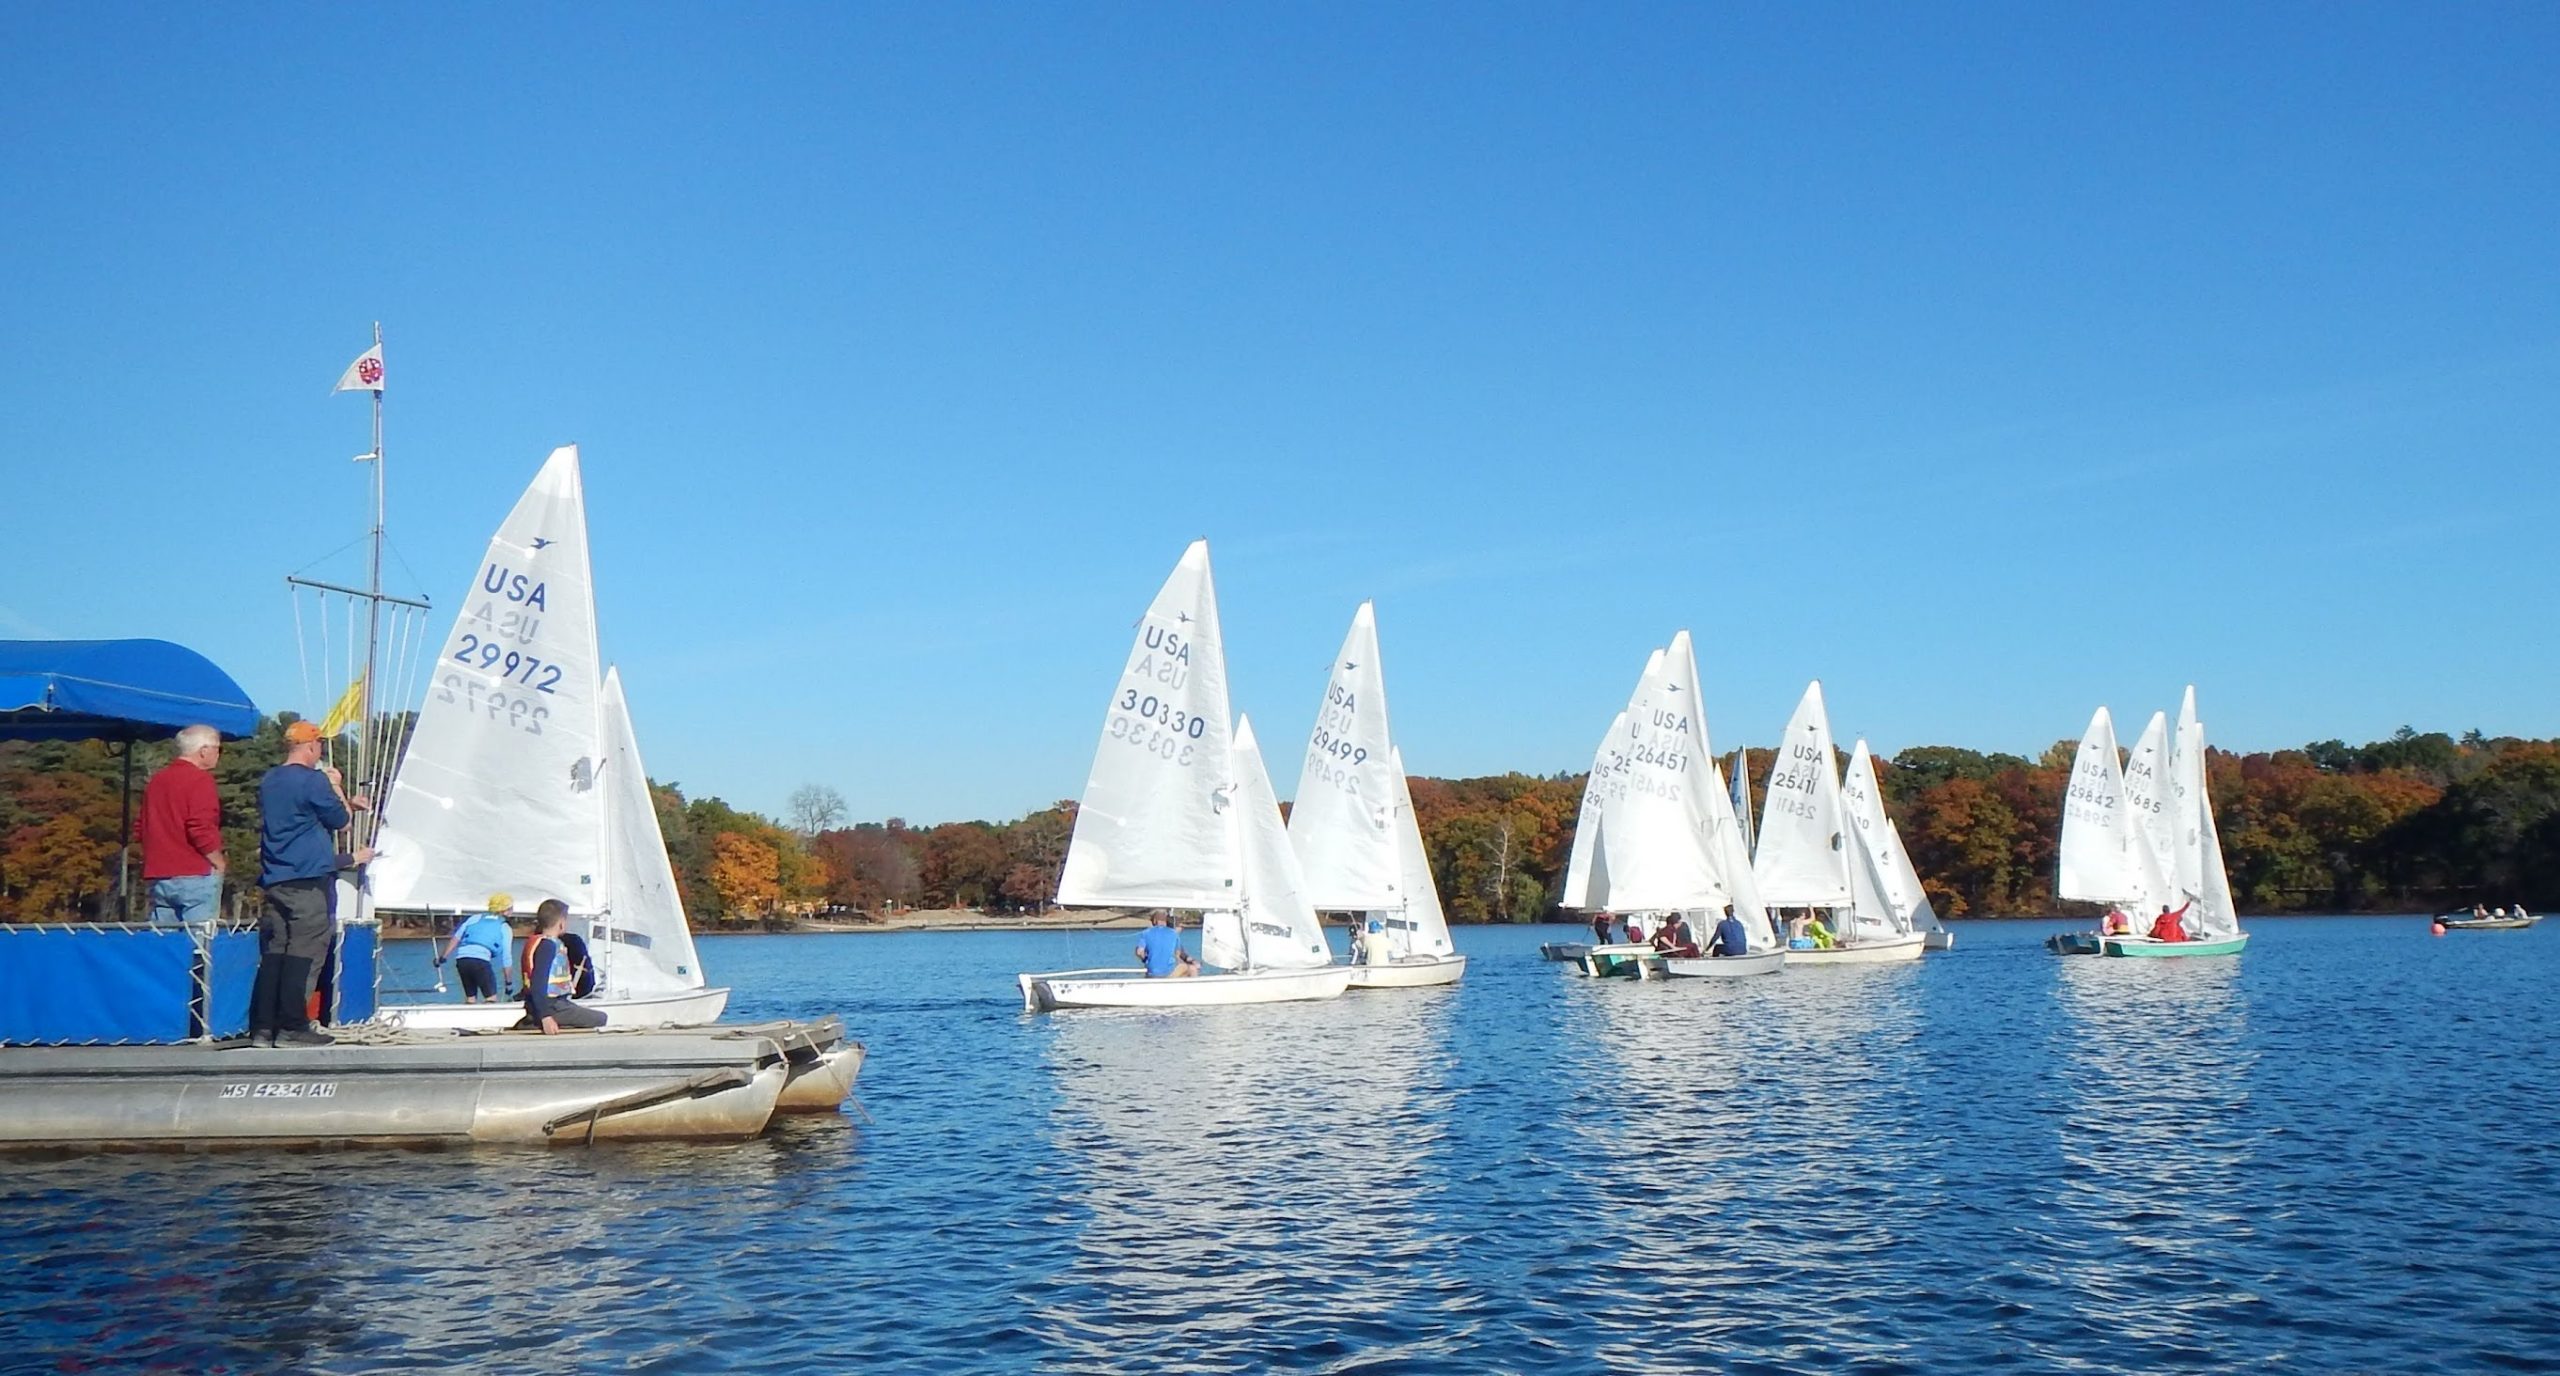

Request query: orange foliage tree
[{"left": 707, "top": 831, "right": 781, "bottom": 921}]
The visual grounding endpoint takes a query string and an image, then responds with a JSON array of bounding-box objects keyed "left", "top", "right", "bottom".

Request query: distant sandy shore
[{"left": 789, "top": 909, "right": 1155, "bottom": 934}]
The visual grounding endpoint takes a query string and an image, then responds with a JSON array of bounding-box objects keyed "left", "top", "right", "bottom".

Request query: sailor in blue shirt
[
  {"left": 1134, "top": 913, "right": 1182, "bottom": 977},
  {"left": 1707, "top": 909, "right": 1753, "bottom": 958},
  {"left": 438, "top": 895, "right": 517, "bottom": 1003},
  {"left": 249, "top": 720, "right": 367, "bottom": 1047}
]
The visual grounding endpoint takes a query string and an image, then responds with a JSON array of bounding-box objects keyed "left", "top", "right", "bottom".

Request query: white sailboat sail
[
  {"left": 1230, "top": 715, "right": 1335, "bottom": 970},
  {"left": 1288, "top": 602, "right": 1401, "bottom": 911},
  {"left": 1055, "top": 541, "right": 1240, "bottom": 910},
  {"left": 2057, "top": 706, "right": 2170, "bottom": 912},
  {"left": 2120, "top": 710, "right": 2179, "bottom": 905},
  {"left": 595, "top": 667, "right": 707, "bottom": 999},
  {"left": 1841, "top": 808, "right": 1901, "bottom": 941},
  {"left": 1392, "top": 751, "right": 1454, "bottom": 951},
  {"left": 1753, "top": 680, "right": 1853, "bottom": 909},
  {"left": 1670, "top": 636, "right": 1774, "bottom": 950},
  {"left": 371, "top": 444, "right": 607, "bottom": 916},
  {"left": 1840, "top": 739, "right": 1943, "bottom": 936},
  {"left": 1561, "top": 712, "right": 1628, "bottom": 911},
  {"left": 1593, "top": 636, "right": 1729, "bottom": 914},
  {"left": 1728, "top": 748, "right": 1757, "bottom": 858},
  {"left": 2171, "top": 686, "right": 2241, "bottom": 939},
  {"left": 1385, "top": 747, "right": 1455, "bottom": 959}
]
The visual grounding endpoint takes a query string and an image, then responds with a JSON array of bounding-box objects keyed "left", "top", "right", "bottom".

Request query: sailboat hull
[
  {"left": 2100, "top": 933, "right": 2249, "bottom": 958},
  {"left": 1659, "top": 950, "right": 1786, "bottom": 978},
  {"left": 383, "top": 985, "right": 733, "bottom": 1032},
  {"left": 1017, "top": 965, "right": 1354, "bottom": 1011},
  {"left": 1538, "top": 941, "right": 1593, "bottom": 962},
  {"left": 2047, "top": 931, "right": 2105, "bottom": 956},
  {"left": 774, "top": 1034, "right": 866, "bottom": 1112},
  {"left": 1783, "top": 933, "right": 1926, "bottom": 965},
  {"left": 1576, "top": 943, "right": 1661, "bottom": 979},
  {"left": 1345, "top": 954, "right": 1467, "bottom": 989},
  {"left": 2441, "top": 916, "right": 2540, "bottom": 931},
  {"left": 1924, "top": 929, "right": 1956, "bottom": 951}
]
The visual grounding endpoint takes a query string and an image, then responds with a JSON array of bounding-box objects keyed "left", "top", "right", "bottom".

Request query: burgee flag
[
  {"left": 333, "top": 344, "right": 385, "bottom": 394},
  {"left": 318, "top": 675, "right": 366, "bottom": 736}
]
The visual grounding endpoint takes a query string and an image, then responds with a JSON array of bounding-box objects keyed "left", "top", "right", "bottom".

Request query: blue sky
[{"left": 3, "top": 4, "right": 2553, "bottom": 824}]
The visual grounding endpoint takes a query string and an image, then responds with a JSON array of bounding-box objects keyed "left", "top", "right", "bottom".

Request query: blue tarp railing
[
  {"left": 0, "top": 639, "right": 260, "bottom": 742},
  {"left": 0, "top": 925, "right": 375, "bottom": 1045}
]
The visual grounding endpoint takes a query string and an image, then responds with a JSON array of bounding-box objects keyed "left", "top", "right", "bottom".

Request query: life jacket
[{"left": 522, "top": 934, "right": 575, "bottom": 999}]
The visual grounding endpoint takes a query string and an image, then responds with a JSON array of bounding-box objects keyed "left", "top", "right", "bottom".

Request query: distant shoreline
[{"left": 368, "top": 908, "right": 2454, "bottom": 939}]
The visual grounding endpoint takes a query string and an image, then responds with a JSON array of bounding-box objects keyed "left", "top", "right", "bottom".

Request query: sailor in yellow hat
[{"left": 436, "top": 893, "right": 518, "bottom": 1004}]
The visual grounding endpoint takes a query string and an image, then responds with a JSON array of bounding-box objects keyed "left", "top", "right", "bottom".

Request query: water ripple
[{"left": 3, "top": 920, "right": 2556, "bottom": 1372}]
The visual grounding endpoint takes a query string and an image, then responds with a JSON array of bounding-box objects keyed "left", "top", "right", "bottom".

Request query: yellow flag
[{"left": 318, "top": 676, "right": 366, "bottom": 736}]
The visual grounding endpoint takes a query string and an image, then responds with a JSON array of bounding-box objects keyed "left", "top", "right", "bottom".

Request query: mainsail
[
  {"left": 2120, "top": 710, "right": 2179, "bottom": 905},
  {"left": 1054, "top": 541, "right": 1240, "bottom": 910},
  {"left": 1671, "top": 636, "right": 1774, "bottom": 950},
  {"left": 2057, "top": 706, "right": 2171, "bottom": 913},
  {"left": 1288, "top": 601, "right": 1401, "bottom": 911},
  {"left": 371, "top": 445, "right": 607, "bottom": 915},
  {"left": 1752, "top": 680, "right": 1853, "bottom": 909},
  {"left": 1591, "top": 636, "right": 1729, "bottom": 913}
]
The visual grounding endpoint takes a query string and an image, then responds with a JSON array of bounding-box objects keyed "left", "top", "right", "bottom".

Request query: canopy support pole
[{"left": 118, "top": 741, "right": 135, "bottom": 922}]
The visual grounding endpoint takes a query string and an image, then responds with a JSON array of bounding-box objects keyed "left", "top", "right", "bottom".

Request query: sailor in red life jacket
[
  {"left": 1651, "top": 913, "right": 1702, "bottom": 959},
  {"left": 519, "top": 899, "right": 607, "bottom": 1033},
  {"left": 2148, "top": 903, "right": 2193, "bottom": 943}
]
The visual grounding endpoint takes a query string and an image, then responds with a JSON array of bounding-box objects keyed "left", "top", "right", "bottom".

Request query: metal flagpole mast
[{"left": 360, "top": 320, "right": 385, "bottom": 843}]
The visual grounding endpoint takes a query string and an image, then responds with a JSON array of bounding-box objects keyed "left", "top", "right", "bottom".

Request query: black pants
[
  {"left": 252, "top": 878, "right": 334, "bottom": 1035},
  {"left": 519, "top": 997, "right": 607, "bottom": 1030},
  {"left": 455, "top": 957, "right": 498, "bottom": 999}
]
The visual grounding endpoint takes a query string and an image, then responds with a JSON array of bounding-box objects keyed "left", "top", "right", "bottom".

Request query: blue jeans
[{"left": 148, "top": 873, "right": 223, "bottom": 929}]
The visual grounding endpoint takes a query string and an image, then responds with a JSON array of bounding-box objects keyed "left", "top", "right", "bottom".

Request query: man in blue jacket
[{"left": 250, "top": 720, "right": 368, "bottom": 1047}]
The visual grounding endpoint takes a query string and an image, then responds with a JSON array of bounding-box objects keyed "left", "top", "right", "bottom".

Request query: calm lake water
[{"left": 4, "top": 917, "right": 2554, "bottom": 1374}]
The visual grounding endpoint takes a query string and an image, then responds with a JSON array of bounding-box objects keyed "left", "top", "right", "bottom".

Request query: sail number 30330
[{"left": 1117, "top": 690, "right": 1208, "bottom": 739}]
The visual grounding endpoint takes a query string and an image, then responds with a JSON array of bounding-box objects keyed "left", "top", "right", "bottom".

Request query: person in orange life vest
[
  {"left": 520, "top": 899, "right": 606, "bottom": 1032},
  {"left": 2148, "top": 903, "right": 2192, "bottom": 943},
  {"left": 2101, "top": 909, "right": 2133, "bottom": 937}
]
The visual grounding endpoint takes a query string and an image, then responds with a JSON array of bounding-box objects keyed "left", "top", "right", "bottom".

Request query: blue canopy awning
[{"left": 0, "top": 639, "right": 261, "bottom": 743}]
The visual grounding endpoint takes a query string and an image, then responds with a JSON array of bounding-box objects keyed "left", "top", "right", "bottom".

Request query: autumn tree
[
  {"left": 707, "top": 831, "right": 781, "bottom": 922},
  {"left": 920, "top": 822, "right": 1009, "bottom": 909}
]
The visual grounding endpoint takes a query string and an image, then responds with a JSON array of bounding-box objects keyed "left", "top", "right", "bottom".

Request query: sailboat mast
[{"left": 359, "top": 321, "right": 385, "bottom": 835}]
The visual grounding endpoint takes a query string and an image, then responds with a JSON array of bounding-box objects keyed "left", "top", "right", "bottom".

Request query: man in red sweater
[{"left": 139, "top": 724, "right": 227, "bottom": 929}]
